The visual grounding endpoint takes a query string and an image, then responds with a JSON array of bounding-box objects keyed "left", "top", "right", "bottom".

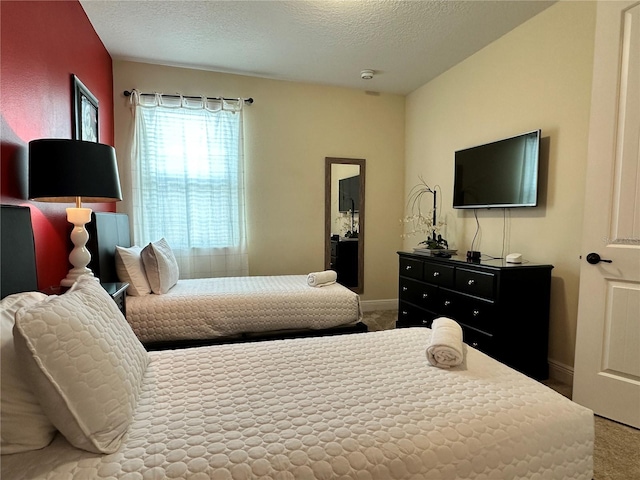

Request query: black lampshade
[{"left": 29, "top": 139, "right": 122, "bottom": 203}]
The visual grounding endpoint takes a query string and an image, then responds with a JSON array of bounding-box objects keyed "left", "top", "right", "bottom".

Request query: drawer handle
[
  {"left": 471, "top": 342, "right": 479, "bottom": 348},
  {"left": 406, "top": 265, "right": 412, "bottom": 270},
  {"left": 468, "top": 279, "right": 475, "bottom": 286},
  {"left": 433, "top": 272, "right": 440, "bottom": 277},
  {"left": 402, "top": 310, "right": 408, "bottom": 316},
  {"left": 443, "top": 300, "right": 451, "bottom": 306},
  {"left": 422, "top": 293, "right": 429, "bottom": 299},
  {"left": 422, "top": 319, "right": 429, "bottom": 325},
  {"left": 402, "top": 286, "right": 408, "bottom": 292},
  {"left": 472, "top": 309, "right": 480, "bottom": 317}
]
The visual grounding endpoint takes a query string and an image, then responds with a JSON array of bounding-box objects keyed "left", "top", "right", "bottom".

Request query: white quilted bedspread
[
  {"left": 1, "top": 328, "right": 593, "bottom": 479},
  {"left": 126, "top": 275, "right": 362, "bottom": 343}
]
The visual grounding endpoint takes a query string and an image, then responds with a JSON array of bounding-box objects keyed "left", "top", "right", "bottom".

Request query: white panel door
[{"left": 573, "top": 1, "right": 640, "bottom": 429}]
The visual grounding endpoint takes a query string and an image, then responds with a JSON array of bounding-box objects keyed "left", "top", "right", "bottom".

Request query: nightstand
[{"left": 101, "top": 282, "right": 128, "bottom": 316}]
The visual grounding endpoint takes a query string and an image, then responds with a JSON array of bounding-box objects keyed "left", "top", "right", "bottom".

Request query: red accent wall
[{"left": 1, "top": 0, "right": 115, "bottom": 290}]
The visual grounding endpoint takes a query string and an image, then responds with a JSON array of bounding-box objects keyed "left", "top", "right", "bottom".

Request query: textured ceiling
[{"left": 80, "top": 0, "right": 555, "bottom": 95}]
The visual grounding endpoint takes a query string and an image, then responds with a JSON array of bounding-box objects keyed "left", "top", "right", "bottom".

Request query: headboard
[
  {"left": 1, "top": 205, "right": 38, "bottom": 298},
  {"left": 87, "top": 212, "right": 131, "bottom": 283}
]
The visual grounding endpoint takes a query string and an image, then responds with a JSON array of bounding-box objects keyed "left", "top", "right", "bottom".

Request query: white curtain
[{"left": 129, "top": 91, "right": 248, "bottom": 279}]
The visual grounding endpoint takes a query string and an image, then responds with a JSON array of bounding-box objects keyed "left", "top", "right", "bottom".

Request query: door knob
[{"left": 586, "top": 253, "right": 612, "bottom": 265}]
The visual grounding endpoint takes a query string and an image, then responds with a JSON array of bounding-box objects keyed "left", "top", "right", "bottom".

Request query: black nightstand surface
[{"left": 101, "top": 282, "right": 128, "bottom": 316}]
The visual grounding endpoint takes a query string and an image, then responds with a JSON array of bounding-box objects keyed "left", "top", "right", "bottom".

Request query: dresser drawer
[
  {"left": 436, "top": 290, "right": 495, "bottom": 334},
  {"left": 399, "top": 257, "right": 423, "bottom": 280},
  {"left": 423, "top": 263, "right": 454, "bottom": 287},
  {"left": 397, "top": 302, "right": 435, "bottom": 328},
  {"left": 399, "top": 278, "right": 438, "bottom": 310},
  {"left": 436, "top": 289, "right": 459, "bottom": 318},
  {"left": 456, "top": 268, "right": 496, "bottom": 299},
  {"left": 456, "top": 295, "right": 496, "bottom": 334},
  {"left": 462, "top": 326, "right": 495, "bottom": 356}
]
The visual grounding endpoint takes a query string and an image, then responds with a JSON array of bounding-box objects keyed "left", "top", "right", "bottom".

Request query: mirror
[{"left": 325, "top": 157, "right": 365, "bottom": 294}]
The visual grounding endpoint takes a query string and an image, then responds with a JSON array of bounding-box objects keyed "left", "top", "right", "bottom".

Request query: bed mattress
[
  {"left": 126, "top": 275, "right": 362, "bottom": 343},
  {"left": 1, "top": 328, "right": 593, "bottom": 479}
]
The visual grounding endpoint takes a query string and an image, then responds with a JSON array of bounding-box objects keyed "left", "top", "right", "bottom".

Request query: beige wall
[
  {"left": 404, "top": 1, "right": 597, "bottom": 367},
  {"left": 112, "top": 61, "right": 405, "bottom": 301},
  {"left": 112, "top": 1, "right": 596, "bottom": 365}
]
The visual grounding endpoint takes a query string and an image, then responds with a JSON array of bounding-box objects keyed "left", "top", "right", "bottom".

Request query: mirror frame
[{"left": 325, "top": 157, "right": 365, "bottom": 294}]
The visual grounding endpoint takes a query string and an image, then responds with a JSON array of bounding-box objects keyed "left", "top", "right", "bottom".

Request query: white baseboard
[
  {"left": 548, "top": 359, "right": 574, "bottom": 386},
  {"left": 361, "top": 299, "right": 397, "bottom": 312}
]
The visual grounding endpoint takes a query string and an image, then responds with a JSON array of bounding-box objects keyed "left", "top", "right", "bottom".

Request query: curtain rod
[{"left": 123, "top": 90, "right": 253, "bottom": 105}]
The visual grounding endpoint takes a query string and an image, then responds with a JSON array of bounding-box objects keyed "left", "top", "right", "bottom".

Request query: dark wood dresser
[{"left": 397, "top": 251, "right": 553, "bottom": 379}]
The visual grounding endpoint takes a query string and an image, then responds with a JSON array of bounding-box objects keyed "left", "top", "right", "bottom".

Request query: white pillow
[
  {"left": 13, "top": 276, "right": 150, "bottom": 454},
  {"left": 1, "top": 292, "right": 57, "bottom": 454},
  {"left": 141, "top": 238, "right": 179, "bottom": 294},
  {"left": 115, "top": 245, "right": 151, "bottom": 296}
]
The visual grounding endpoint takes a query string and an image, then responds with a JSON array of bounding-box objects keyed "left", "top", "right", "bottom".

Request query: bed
[
  {"left": 1, "top": 205, "right": 595, "bottom": 479},
  {"left": 86, "top": 212, "right": 365, "bottom": 348}
]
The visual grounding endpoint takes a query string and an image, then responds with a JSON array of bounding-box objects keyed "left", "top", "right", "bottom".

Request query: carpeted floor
[
  {"left": 361, "top": 309, "right": 640, "bottom": 479},
  {"left": 361, "top": 308, "right": 398, "bottom": 331}
]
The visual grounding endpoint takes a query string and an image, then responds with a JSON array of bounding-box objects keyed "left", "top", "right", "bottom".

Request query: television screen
[
  {"left": 453, "top": 130, "right": 541, "bottom": 209},
  {"left": 339, "top": 175, "right": 359, "bottom": 212}
]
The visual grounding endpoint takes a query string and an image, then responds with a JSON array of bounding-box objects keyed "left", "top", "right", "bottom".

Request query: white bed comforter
[
  {"left": 126, "top": 275, "right": 362, "bottom": 343},
  {"left": 1, "top": 328, "right": 593, "bottom": 479}
]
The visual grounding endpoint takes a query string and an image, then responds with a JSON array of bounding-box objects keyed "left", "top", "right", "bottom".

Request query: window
[{"left": 130, "top": 92, "right": 248, "bottom": 278}]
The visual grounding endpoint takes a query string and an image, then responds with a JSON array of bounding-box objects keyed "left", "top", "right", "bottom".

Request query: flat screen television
[
  {"left": 453, "top": 129, "right": 541, "bottom": 209},
  {"left": 339, "top": 175, "right": 359, "bottom": 212}
]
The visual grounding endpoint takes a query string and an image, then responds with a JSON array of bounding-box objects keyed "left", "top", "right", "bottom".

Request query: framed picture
[{"left": 72, "top": 74, "right": 99, "bottom": 142}]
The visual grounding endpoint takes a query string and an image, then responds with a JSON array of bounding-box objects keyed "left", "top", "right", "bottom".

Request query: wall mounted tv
[
  {"left": 339, "top": 175, "right": 360, "bottom": 212},
  {"left": 453, "top": 129, "right": 541, "bottom": 209}
]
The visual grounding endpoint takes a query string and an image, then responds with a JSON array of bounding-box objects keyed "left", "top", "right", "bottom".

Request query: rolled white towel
[
  {"left": 307, "top": 270, "right": 337, "bottom": 287},
  {"left": 426, "top": 317, "right": 464, "bottom": 368}
]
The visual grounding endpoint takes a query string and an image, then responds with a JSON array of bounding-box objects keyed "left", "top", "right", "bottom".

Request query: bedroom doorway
[{"left": 573, "top": 0, "right": 640, "bottom": 429}]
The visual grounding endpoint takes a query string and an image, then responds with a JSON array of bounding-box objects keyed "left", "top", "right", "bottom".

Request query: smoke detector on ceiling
[{"left": 360, "top": 69, "right": 375, "bottom": 80}]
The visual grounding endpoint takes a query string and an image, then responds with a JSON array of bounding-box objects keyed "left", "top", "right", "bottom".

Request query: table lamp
[{"left": 29, "top": 139, "right": 122, "bottom": 287}]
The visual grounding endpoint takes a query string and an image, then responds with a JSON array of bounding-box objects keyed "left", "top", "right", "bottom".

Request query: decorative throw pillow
[
  {"left": 1, "top": 292, "right": 57, "bottom": 454},
  {"left": 13, "top": 276, "right": 150, "bottom": 454},
  {"left": 115, "top": 245, "right": 151, "bottom": 296},
  {"left": 141, "top": 238, "right": 179, "bottom": 294}
]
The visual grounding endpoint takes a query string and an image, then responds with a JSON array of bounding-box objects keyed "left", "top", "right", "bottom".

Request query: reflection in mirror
[{"left": 325, "top": 157, "right": 365, "bottom": 294}]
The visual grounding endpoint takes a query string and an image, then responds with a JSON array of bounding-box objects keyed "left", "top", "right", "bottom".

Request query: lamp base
[
  {"left": 60, "top": 271, "right": 94, "bottom": 288},
  {"left": 61, "top": 207, "right": 96, "bottom": 287}
]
